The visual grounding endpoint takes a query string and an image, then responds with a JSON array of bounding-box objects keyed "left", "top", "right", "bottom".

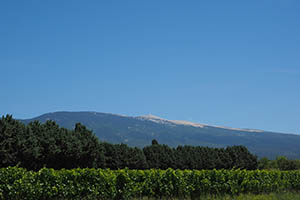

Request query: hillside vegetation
[
  {"left": 1, "top": 115, "right": 256, "bottom": 171},
  {"left": 21, "top": 111, "right": 300, "bottom": 159}
]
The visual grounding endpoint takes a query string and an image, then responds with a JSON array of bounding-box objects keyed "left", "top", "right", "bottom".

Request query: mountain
[{"left": 20, "top": 111, "right": 300, "bottom": 159}]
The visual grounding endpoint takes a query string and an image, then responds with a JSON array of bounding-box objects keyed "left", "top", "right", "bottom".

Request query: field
[
  {"left": 1, "top": 167, "right": 300, "bottom": 200},
  {"left": 135, "top": 193, "right": 300, "bottom": 200}
]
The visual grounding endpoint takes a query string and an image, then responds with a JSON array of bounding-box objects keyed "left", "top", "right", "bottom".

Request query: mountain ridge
[{"left": 20, "top": 111, "right": 300, "bottom": 159}]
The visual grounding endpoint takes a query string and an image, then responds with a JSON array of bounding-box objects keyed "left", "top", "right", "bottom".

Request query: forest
[
  {"left": 0, "top": 115, "right": 260, "bottom": 171},
  {"left": 1, "top": 115, "right": 300, "bottom": 171}
]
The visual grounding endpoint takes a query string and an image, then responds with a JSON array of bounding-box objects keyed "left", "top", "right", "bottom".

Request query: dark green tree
[
  {"left": 143, "top": 143, "right": 176, "bottom": 169},
  {"left": 0, "top": 115, "right": 26, "bottom": 167},
  {"left": 226, "top": 145, "right": 257, "bottom": 170},
  {"left": 275, "top": 156, "right": 297, "bottom": 170}
]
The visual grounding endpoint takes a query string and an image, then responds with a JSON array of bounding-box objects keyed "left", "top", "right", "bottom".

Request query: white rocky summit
[{"left": 137, "top": 114, "right": 262, "bottom": 133}]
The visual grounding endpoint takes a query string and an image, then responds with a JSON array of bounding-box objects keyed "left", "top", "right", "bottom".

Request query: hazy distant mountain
[{"left": 21, "top": 111, "right": 300, "bottom": 159}]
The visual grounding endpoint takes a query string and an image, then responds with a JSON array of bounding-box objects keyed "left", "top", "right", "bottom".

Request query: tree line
[
  {"left": 258, "top": 156, "right": 300, "bottom": 171},
  {"left": 0, "top": 115, "right": 258, "bottom": 170}
]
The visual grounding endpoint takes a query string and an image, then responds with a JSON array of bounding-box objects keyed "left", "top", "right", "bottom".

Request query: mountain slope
[{"left": 21, "top": 111, "right": 300, "bottom": 159}]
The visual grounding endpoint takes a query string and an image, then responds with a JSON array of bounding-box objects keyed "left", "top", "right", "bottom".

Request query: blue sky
[{"left": 1, "top": 0, "right": 300, "bottom": 134}]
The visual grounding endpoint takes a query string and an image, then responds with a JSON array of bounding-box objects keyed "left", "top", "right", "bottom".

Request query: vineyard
[{"left": 1, "top": 167, "right": 300, "bottom": 200}]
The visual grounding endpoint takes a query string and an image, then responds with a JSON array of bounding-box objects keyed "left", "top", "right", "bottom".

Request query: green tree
[
  {"left": 73, "top": 123, "right": 105, "bottom": 168},
  {"left": 0, "top": 115, "right": 26, "bottom": 167},
  {"left": 275, "top": 156, "right": 297, "bottom": 170},
  {"left": 143, "top": 143, "right": 176, "bottom": 169},
  {"left": 226, "top": 145, "right": 257, "bottom": 169},
  {"left": 258, "top": 157, "right": 271, "bottom": 170}
]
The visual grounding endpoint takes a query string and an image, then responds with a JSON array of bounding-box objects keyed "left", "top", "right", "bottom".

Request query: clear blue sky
[{"left": 1, "top": 0, "right": 299, "bottom": 134}]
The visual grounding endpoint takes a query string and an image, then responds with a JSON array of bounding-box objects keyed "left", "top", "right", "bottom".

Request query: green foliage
[
  {"left": 1, "top": 167, "right": 300, "bottom": 200},
  {"left": 225, "top": 146, "right": 258, "bottom": 170},
  {"left": 133, "top": 193, "right": 300, "bottom": 200},
  {"left": 0, "top": 115, "right": 106, "bottom": 170},
  {"left": 1, "top": 115, "right": 258, "bottom": 171},
  {"left": 143, "top": 144, "right": 258, "bottom": 170},
  {"left": 0, "top": 115, "right": 26, "bottom": 167},
  {"left": 143, "top": 144, "right": 176, "bottom": 169},
  {"left": 258, "top": 156, "right": 300, "bottom": 171}
]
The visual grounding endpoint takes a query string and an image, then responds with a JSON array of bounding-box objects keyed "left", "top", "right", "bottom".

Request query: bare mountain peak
[
  {"left": 138, "top": 114, "right": 206, "bottom": 128},
  {"left": 137, "top": 114, "right": 263, "bottom": 132},
  {"left": 170, "top": 120, "right": 206, "bottom": 128},
  {"left": 140, "top": 114, "right": 165, "bottom": 120}
]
